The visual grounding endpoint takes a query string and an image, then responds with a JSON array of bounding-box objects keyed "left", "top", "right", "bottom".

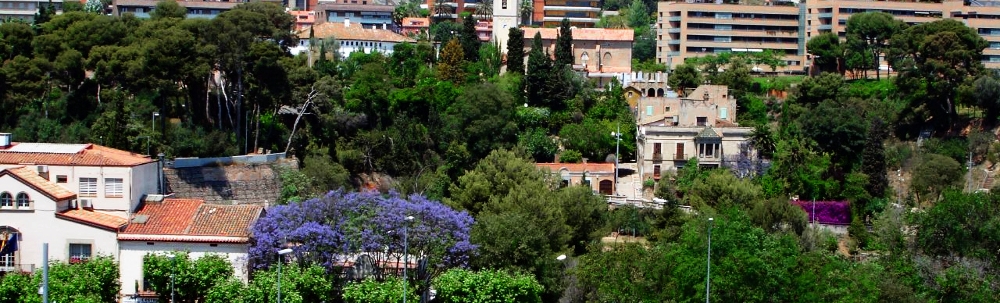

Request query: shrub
[
  {"left": 560, "top": 149, "right": 582, "bottom": 163},
  {"left": 342, "top": 277, "right": 418, "bottom": 303},
  {"left": 433, "top": 269, "right": 543, "bottom": 303}
]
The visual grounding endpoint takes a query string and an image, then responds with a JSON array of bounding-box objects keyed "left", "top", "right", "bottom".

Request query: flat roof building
[{"left": 657, "top": 0, "right": 1000, "bottom": 73}]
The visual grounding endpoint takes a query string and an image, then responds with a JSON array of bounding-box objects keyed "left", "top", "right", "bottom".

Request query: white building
[
  {"left": 0, "top": 133, "right": 159, "bottom": 273},
  {"left": 290, "top": 19, "right": 417, "bottom": 58},
  {"left": 118, "top": 197, "right": 263, "bottom": 298}
]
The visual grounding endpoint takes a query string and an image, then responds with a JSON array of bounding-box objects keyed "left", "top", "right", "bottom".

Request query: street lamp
[
  {"left": 277, "top": 248, "right": 293, "bottom": 303},
  {"left": 403, "top": 215, "right": 415, "bottom": 303},
  {"left": 705, "top": 217, "right": 713, "bottom": 303},
  {"left": 611, "top": 122, "right": 622, "bottom": 196},
  {"left": 152, "top": 112, "right": 160, "bottom": 134},
  {"left": 170, "top": 255, "right": 176, "bottom": 303}
]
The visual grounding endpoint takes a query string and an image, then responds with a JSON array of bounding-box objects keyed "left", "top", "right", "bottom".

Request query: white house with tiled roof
[
  {"left": 290, "top": 19, "right": 417, "bottom": 57},
  {"left": 0, "top": 132, "right": 159, "bottom": 274},
  {"left": 119, "top": 197, "right": 263, "bottom": 298}
]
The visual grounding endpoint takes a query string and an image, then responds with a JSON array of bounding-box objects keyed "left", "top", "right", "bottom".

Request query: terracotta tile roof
[
  {"left": 0, "top": 166, "right": 76, "bottom": 201},
  {"left": 401, "top": 17, "right": 430, "bottom": 28},
  {"left": 122, "top": 198, "right": 263, "bottom": 242},
  {"left": 57, "top": 209, "right": 128, "bottom": 231},
  {"left": 521, "top": 27, "right": 634, "bottom": 42},
  {"left": 300, "top": 22, "right": 416, "bottom": 43},
  {"left": 0, "top": 143, "right": 155, "bottom": 167},
  {"left": 536, "top": 163, "right": 615, "bottom": 174}
]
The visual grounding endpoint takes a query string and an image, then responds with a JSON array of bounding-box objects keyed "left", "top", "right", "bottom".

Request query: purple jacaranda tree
[{"left": 249, "top": 190, "right": 476, "bottom": 280}]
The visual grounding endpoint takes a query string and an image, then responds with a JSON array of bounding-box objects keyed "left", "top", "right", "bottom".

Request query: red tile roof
[
  {"left": 0, "top": 143, "right": 155, "bottom": 167},
  {"left": 521, "top": 27, "right": 635, "bottom": 42},
  {"left": 300, "top": 21, "right": 416, "bottom": 43},
  {"left": 0, "top": 166, "right": 76, "bottom": 201},
  {"left": 121, "top": 198, "right": 263, "bottom": 243},
  {"left": 57, "top": 209, "right": 128, "bottom": 231},
  {"left": 535, "top": 163, "right": 615, "bottom": 174}
]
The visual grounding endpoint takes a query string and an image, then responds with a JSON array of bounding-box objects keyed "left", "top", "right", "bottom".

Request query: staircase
[{"left": 983, "top": 171, "right": 995, "bottom": 191}]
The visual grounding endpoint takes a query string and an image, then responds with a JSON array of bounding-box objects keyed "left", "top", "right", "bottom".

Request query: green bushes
[{"left": 433, "top": 269, "right": 543, "bottom": 303}]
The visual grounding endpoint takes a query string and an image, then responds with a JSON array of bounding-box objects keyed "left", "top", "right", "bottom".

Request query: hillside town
[{"left": 2, "top": 0, "right": 1000, "bottom": 302}]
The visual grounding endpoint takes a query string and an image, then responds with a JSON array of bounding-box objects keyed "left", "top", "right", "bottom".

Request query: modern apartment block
[
  {"left": 533, "top": 0, "right": 601, "bottom": 27},
  {"left": 422, "top": 0, "right": 483, "bottom": 20},
  {"left": 0, "top": 0, "right": 63, "bottom": 21},
  {"left": 657, "top": 0, "right": 1000, "bottom": 73}
]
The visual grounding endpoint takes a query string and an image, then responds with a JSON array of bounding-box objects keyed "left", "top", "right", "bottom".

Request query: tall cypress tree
[
  {"left": 862, "top": 118, "right": 888, "bottom": 202},
  {"left": 555, "top": 18, "right": 574, "bottom": 68},
  {"left": 506, "top": 28, "right": 525, "bottom": 75},
  {"left": 460, "top": 14, "right": 481, "bottom": 62},
  {"left": 526, "top": 32, "right": 552, "bottom": 106}
]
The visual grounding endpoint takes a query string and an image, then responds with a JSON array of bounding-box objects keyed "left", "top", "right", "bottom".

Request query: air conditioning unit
[{"left": 79, "top": 199, "right": 93, "bottom": 209}]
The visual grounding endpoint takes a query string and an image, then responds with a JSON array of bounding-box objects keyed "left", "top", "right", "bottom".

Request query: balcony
[
  {"left": 818, "top": 12, "right": 833, "bottom": 18},
  {"left": 669, "top": 16, "right": 682, "bottom": 22},
  {"left": 667, "top": 39, "right": 681, "bottom": 45},
  {"left": 542, "top": 16, "right": 600, "bottom": 23},
  {"left": 684, "top": 28, "right": 798, "bottom": 38},
  {"left": 668, "top": 28, "right": 681, "bottom": 33},
  {"left": 652, "top": 153, "right": 663, "bottom": 161},
  {"left": 674, "top": 153, "right": 687, "bottom": 160},
  {"left": 818, "top": 24, "right": 832, "bottom": 31},
  {"left": 0, "top": 264, "right": 35, "bottom": 273},
  {"left": 687, "top": 16, "right": 799, "bottom": 27},
  {"left": 543, "top": 6, "right": 602, "bottom": 13}
]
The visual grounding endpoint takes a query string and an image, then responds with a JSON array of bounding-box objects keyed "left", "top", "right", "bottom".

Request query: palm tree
[
  {"left": 434, "top": 0, "right": 453, "bottom": 20},
  {"left": 519, "top": 0, "right": 533, "bottom": 25},
  {"left": 475, "top": 0, "right": 493, "bottom": 19}
]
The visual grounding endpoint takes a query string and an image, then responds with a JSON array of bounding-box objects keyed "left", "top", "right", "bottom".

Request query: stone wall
[{"left": 164, "top": 164, "right": 286, "bottom": 205}]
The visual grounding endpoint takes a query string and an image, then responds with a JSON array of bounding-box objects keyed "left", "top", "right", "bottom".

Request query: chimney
[
  {"left": 158, "top": 153, "right": 166, "bottom": 195},
  {"left": 0, "top": 133, "right": 10, "bottom": 148},
  {"left": 344, "top": 18, "right": 350, "bottom": 28}
]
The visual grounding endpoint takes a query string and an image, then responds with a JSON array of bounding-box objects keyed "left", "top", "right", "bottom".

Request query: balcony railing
[
  {"left": 674, "top": 153, "right": 687, "bottom": 160},
  {"left": 652, "top": 153, "right": 663, "bottom": 161},
  {"left": 0, "top": 264, "right": 35, "bottom": 273}
]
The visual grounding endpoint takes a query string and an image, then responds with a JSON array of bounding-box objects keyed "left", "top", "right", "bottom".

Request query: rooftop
[
  {"left": 0, "top": 142, "right": 155, "bottom": 167},
  {"left": 520, "top": 27, "right": 634, "bottom": 42},
  {"left": 0, "top": 166, "right": 76, "bottom": 201},
  {"left": 536, "top": 162, "right": 616, "bottom": 174},
  {"left": 57, "top": 209, "right": 129, "bottom": 231},
  {"left": 300, "top": 21, "right": 416, "bottom": 43},
  {"left": 121, "top": 198, "right": 263, "bottom": 242},
  {"left": 115, "top": 0, "right": 241, "bottom": 9}
]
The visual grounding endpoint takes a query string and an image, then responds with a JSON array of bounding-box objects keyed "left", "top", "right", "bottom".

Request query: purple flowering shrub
[
  {"left": 791, "top": 200, "right": 851, "bottom": 225},
  {"left": 250, "top": 190, "right": 476, "bottom": 276}
]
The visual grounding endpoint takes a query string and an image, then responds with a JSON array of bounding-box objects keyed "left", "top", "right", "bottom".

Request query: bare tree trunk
[
  {"left": 205, "top": 72, "right": 214, "bottom": 126},
  {"left": 285, "top": 87, "right": 319, "bottom": 154},
  {"left": 96, "top": 83, "right": 102, "bottom": 105}
]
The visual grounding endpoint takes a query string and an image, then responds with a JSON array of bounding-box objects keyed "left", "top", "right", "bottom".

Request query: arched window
[
  {"left": 15, "top": 193, "right": 28, "bottom": 208},
  {"left": 580, "top": 52, "right": 590, "bottom": 67},
  {"left": 0, "top": 226, "right": 20, "bottom": 269},
  {"left": 603, "top": 52, "right": 612, "bottom": 67},
  {"left": 647, "top": 88, "right": 655, "bottom": 97},
  {"left": 0, "top": 192, "right": 11, "bottom": 207},
  {"left": 657, "top": 88, "right": 665, "bottom": 97}
]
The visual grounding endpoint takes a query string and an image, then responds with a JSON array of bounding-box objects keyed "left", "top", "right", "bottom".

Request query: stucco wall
[
  {"left": 119, "top": 241, "right": 250, "bottom": 295},
  {"left": 0, "top": 163, "right": 158, "bottom": 217},
  {"left": 0, "top": 174, "right": 119, "bottom": 271}
]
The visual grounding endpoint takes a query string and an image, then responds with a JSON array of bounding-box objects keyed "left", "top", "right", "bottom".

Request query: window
[
  {"left": 720, "top": 108, "right": 728, "bottom": 120},
  {"left": 69, "top": 243, "right": 92, "bottom": 263},
  {"left": 653, "top": 143, "right": 662, "bottom": 155},
  {"left": 653, "top": 165, "right": 661, "bottom": 178},
  {"left": 56, "top": 175, "right": 67, "bottom": 183},
  {"left": 0, "top": 193, "right": 10, "bottom": 207},
  {"left": 646, "top": 106, "right": 653, "bottom": 116},
  {"left": 105, "top": 178, "right": 123, "bottom": 198},
  {"left": 0, "top": 227, "right": 20, "bottom": 269},
  {"left": 665, "top": 106, "right": 671, "bottom": 112},
  {"left": 15, "top": 193, "right": 28, "bottom": 208},
  {"left": 697, "top": 117, "right": 708, "bottom": 126},
  {"left": 79, "top": 178, "right": 98, "bottom": 197}
]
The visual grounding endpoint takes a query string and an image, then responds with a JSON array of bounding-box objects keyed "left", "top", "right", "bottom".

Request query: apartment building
[
  {"left": 533, "top": 0, "right": 600, "bottom": 27},
  {"left": 315, "top": 2, "right": 394, "bottom": 30},
  {"left": 422, "top": 0, "right": 483, "bottom": 20},
  {"left": 0, "top": 0, "right": 64, "bottom": 21},
  {"left": 114, "top": 0, "right": 241, "bottom": 19},
  {"left": 657, "top": 0, "right": 1000, "bottom": 73},
  {"left": 635, "top": 85, "right": 752, "bottom": 179},
  {"left": 291, "top": 20, "right": 416, "bottom": 57}
]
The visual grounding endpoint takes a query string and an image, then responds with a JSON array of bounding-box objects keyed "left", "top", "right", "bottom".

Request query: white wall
[
  {"left": 119, "top": 241, "right": 250, "bottom": 295},
  {"left": 0, "top": 174, "right": 119, "bottom": 271},
  {"left": 0, "top": 162, "right": 160, "bottom": 217},
  {"left": 290, "top": 39, "right": 401, "bottom": 58}
]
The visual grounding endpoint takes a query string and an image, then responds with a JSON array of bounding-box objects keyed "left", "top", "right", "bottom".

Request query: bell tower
[{"left": 492, "top": 0, "right": 521, "bottom": 54}]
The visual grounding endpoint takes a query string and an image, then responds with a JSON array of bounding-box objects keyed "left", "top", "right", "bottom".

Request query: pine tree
[
  {"left": 506, "top": 28, "right": 525, "bottom": 75},
  {"left": 861, "top": 118, "right": 888, "bottom": 203},
  {"left": 460, "top": 14, "right": 481, "bottom": 62},
  {"left": 438, "top": 38, "right": 466, "bottom": 83},
  {"left": 555, "top": 18, "right": 574, "bottom": 68},
  {"left": 525, "top": 32, "right": 552, "bottom": 106}
]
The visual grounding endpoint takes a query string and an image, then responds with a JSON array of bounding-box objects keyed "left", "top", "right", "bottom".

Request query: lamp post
[
  {"left": 403, "top": 215, "right": 414, "bottom": 303},
  {"left": 277, "top": 248, "right": 293, "bottom": 303},
  {"left": 611, "top": 122, "right": 622, "bottom": 196},
  {"left": 170, "top": 255, "right": 176, "bottom": 303},
  {"left": 705, "top": 217, "right": 713, "bottom": 303},
  {"left": 152, "top": 111, "right": 160, "bottom": 134}
]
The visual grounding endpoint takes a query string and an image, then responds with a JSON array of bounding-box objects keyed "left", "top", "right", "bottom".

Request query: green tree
[
  {"left": 910, "top": 154, "right": 963, "bottom": 202},
  {"left": 525, "top": 32, "right": 552, "bottom": 106},
  {"left": 460, "top": 14, "right": 481, "bottom": 62},
  {"left": 433, "top": 269, "right": 544, "bottom": 303},
  {"left": 151, "top": 0, "right": 188, "bottom": 19},
  {"left": 667, "top": 63, "right": 701, "bottom": 96},
  {"left": 557, "top": 185, "right": 608, "bottom": 254},
  {"left": 437, "top": 38, "right": 465, "bottom": 83},
  {"left": 971, "top": 75, "right": 1000, "bottom": 126},
  {"left": 506, "top": 27, "right": 525, "bottom": 75},
  {"left": 685, "top": 169, "right": 763, "bottom": 209},
  {"left": 861, "top": 118, "right": 889, "bottom": 201},
  {"left": 342, "top": 277, "right": 419, "bottom": 303},
  {"left": 845, "top": 11, "right": 905, "bottom": 80},
  {"left": 448, "top": 149, "right": 549, "bottom": 216},
  {"left": 143, "top": 252, "right": 234, "bottom": 303},
  {"left": 555, "top": 18, "right": 573, "bottom": 67},
  {"left": 625, "top": 0, "right": 649, "bottom": 28},
  {"left": 806, "top": 32, "right": 844, "bottom": 75}
]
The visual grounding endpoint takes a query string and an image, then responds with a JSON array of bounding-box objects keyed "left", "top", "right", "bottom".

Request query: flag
[{"left": 0, "top": 232, "right": 17, "bottom": 255}]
